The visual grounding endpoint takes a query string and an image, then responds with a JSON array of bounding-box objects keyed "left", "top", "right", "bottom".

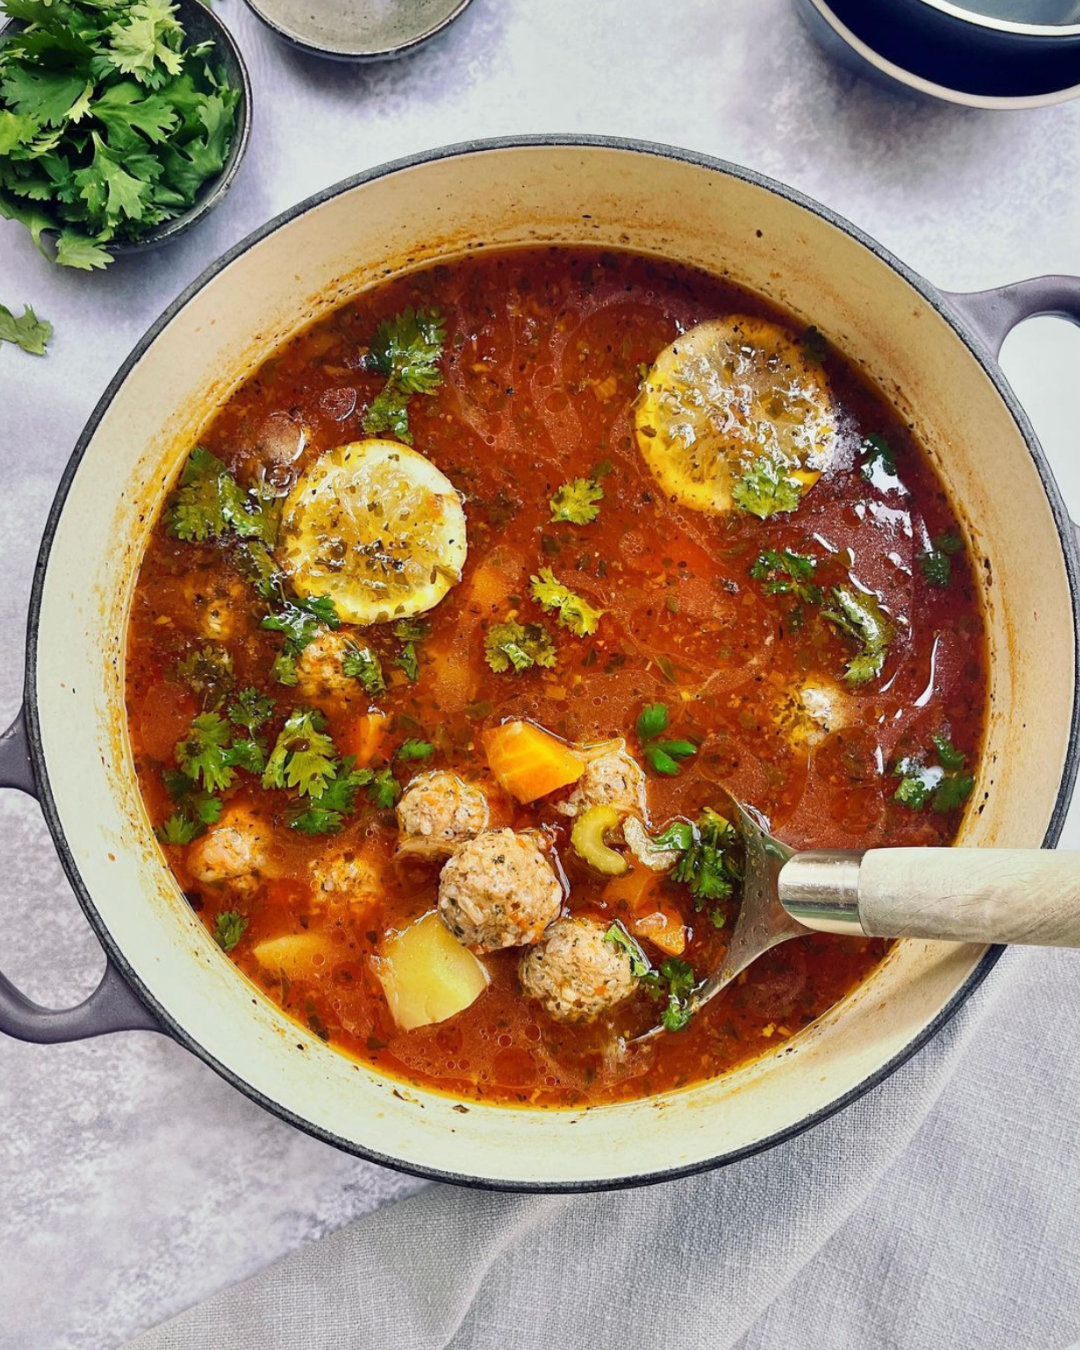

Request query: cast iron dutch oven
[{"left": 3, "top": 138, "right": 1080, "bottom": 1190}]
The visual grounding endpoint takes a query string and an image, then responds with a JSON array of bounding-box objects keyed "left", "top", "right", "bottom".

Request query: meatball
[
  {"left": 184, "top": 573, "right": 248, "bottom": 641},
  {"left": 519, "top": 916, "right": 639, "bottom": 1024},
  {"left": 557, "top": 747, "right": 646, "bottom": 819},
  {"left": 437, "top": 829, "right": 562, "bottom": 953},
  {"left": 396, "top": 771, "right": 489, "bottom": 859},
  {"left": 187, "top": 805, "right": 274, "bottom": 891},
  {"left": 310, "top": 848, "right": 380, "bottom": 912},
  {"left": 295, "top": 630, "right": 360, "bottom": 702}
]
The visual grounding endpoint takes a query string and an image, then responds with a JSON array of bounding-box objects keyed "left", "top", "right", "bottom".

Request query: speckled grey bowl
[{"left": 242, "top": 0, "right": 475, "bottom": 61}]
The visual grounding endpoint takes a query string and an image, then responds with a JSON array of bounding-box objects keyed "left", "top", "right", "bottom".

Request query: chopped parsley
[
  {"left": 603, "top": 923, "right": 650, "bottom": 978},
  {"left": 155, "top": 813, "right": 204, "bottom": 846},
  {"left": 484, "top": 619, "right": 557, "bottom": 674},
  {"left": 917, "top": 532, "right": 963, "bottom": 589},
  {"left": 731, "top": 457, "right": 804, "bottom": 519},
  {"left": 213, "top": 910, "right": 248, "bottom": 953},
  {"left": 227, "top": 687, "right": 274, "bottom": 735},
  {"left": 635, "top": 701, "right": 696, "bottom": 776},
  {"left": 261, "top": 594, "right": 341, "bottom": 686},
  {"left": 286, "top": 758, "right": 374, "bottom": 835},
  {"left": 342, "top": 642, "right": 385, "bottom": 696},
  {"left": 641, "top": 957, "right": 697, "bottom": 1032},
  {"left": 167, "top": 448, "right": 277, "bottom": 545},
  {"left": 157, "top": 767, "right": 223, "bottom": 847},
  {"left": 391, "top": 618, "right": 429, "bottom": 684},
  {"left": 262, "top": 708, "right": 338, "bottom": 798},
  {"left": 175, "top": 643, "right": 233, "bottom": 711},
  {"left": 550, "top": 477, "right": 603, "bottom": 525},
  {"left": 367, "top": 764, "right": 401, "bottom": 810},
  {"left": 529, "top": 568, "right": 604, "bottom": 637},
  {"left": 362, "top": 307, "right": 445, "bottom": 445},
  {"left": 860, "top": 434, "right": 897, "bottom": 480},
  {"left": 396, "top": 739, "right": 435, "bottom": 762},
  {"left": 0, "top": 0, "right": 240, "bottom": 268},
  {"left": 749, "top": 549, "right": 822, "bottom": 607},
  {"left": 0, "top": 301, "right": 51, "bottom": 355},
  {"left": 664, "top": 808, "right": 740, "bottom": 905},
  {"left": 174, "top": 712, "right": 264, "bottom": 794},
  {"left": 822, "top": 585, "right": 894, "bottom": 686},
  {"left": 893, "top": 732, "right": 975, "bottom": 813}
]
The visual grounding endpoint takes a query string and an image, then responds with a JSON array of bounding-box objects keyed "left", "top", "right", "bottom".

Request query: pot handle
[
  {"left": 0, "top": 707, "right": 162, "bottom": 1042},
  {"left": 942, "top": 274, "right": 1080, "bottom": 359}
]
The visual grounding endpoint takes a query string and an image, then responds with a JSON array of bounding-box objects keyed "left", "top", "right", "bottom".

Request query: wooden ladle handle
[{"left": 780, "top": 849, "right": 1080, "bottom": 947}]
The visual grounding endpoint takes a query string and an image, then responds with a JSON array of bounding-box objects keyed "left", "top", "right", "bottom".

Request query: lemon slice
[
  {"left": 277, "top": 439, "right": 467, "bottom": 625},
  {"left": 635, "top": 316, "right": 837, "bottom": 516}
]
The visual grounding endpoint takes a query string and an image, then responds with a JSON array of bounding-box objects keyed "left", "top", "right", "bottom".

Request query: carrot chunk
[
  {"left": 631, "top": 904, "right": 688, "bottom": 957},
  {"left": 483, "top": 720, "right": 585, "bottom": 803},
  {"left": 346, "top": 711, "right": 389, "bottom": 766}
]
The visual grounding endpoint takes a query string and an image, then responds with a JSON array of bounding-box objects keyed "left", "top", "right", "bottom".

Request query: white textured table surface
[{"left": 2, "top": 2, "right": 1080, "bottom": 1347}]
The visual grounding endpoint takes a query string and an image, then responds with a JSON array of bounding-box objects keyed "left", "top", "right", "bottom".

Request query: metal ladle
[{"left": 635, "top": 794, "right": 1080, "bottom": 1040}]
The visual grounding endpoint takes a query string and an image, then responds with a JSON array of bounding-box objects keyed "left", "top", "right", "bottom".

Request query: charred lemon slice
[
  {"left": 277, "top": 439, "right": 467, "bottom": 625},
  {"left": 635, "top": 316, "right": 837, "bottom": 516}
]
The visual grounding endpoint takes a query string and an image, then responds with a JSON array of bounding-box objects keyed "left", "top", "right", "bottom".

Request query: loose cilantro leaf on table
[
  {"left": 213, "top": 909, "right": 247, "bottom": 952},
  {"left": 550, "top": 477, "right": 603, "bottom": 525},
  {"left": 484, "top": 619, "right": 557, "bottom": 675},
  {"left": 893, "top": 732, "right": 974, "bottom": 814},
  {"left": 0, "top": 300, "right": 50, "bottom": 354},
  {"left": 361, "top": 307, "right": 445, "bottom": 445},
  {"left": 731, "top": 457, "right": 804, "bottom": 518},
  {"left": 635, "top": 701, "right": 696, "bottom": 776},
  {"left": 0, "top": 0, "right": 241, "bottom": 268},
  {"left": 529, "top": 568, "right": 604, "bottom": 637},
  {"left": 342, "top": 642, "right": 385, "bottom": 696},
  {"left": 262, "top": 707, "right": 338, "bottom": 798},
  {"left": 822, "top": 585, "right": 894, "bottom": 686}
]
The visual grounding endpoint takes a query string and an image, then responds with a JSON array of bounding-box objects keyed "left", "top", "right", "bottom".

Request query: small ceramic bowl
[
  {"left": 0, "top": 0, "right": 252, "bottom": 258},
  {"left": 242, "top": 0, "right": 475, "bottom": 62},
  {"left": 797, "top": 0, "right": 1080, "bottom": 107}
]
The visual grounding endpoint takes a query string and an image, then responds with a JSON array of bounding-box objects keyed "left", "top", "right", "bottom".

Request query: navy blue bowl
[{"left": 798, "top": 0, "right": 1080, "bottom": 105}]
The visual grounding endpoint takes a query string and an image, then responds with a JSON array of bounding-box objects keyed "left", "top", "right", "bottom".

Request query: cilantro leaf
[
  {"left": 174, "top": 711, "right": 236, "bottom": 793},
  {"left": 822, "top": 585, "right": 894, "bottom": 686},
  {"left": 175, "top": 643, "right": 233, "bottom": 710},
  {"left": 860, "top": 434, "right": 901, "bottom": 487},
  {"left": 155, "top": 812, "right": 202, "bottom": 845},
  {"left": 367, "top": 765, "right": 401, "bottom": 810},
  {"left": 396, "top": 739, "right": 435, "bottom": 762},
  {"left": 342, "top": 642, "right": 385, "bottom": 696},
  {"left": 286, "top": 757, "right": 374, "bottom": 835},
  {"left": 529, "top": 568, "right": 604, "bottom": 637},
  {"left": 167, "top": 447, "right": 275, "bottom": 544},
  {"left": 636, "top": 700, "right": 695, "bottom": 776},
  {"left": 917, "top": 533, "right": 963, "bottom": 589},
  {"left": 893, "top": 733, "right": 974, "bottom": 814},
  {"left": 668, "top": 808, "right": 739, "bottom": 904},
  {"left": 213, "top": 909, "right": 247, "bottom": 952},
  {"left": 227, "top": 687, "right": 274, "bottom": 735},
  {"left": 394, "top": 641, "right": 420, "bottom": 683},
  {"left": 550, "top": 477, "right": 602, "bottom": 525},
  {"left": 262, "top": 708, "right": 338, "bottom": 798},
  {"left": 362, "top": 307, "right": 445, "bottom": 445},
  {"left": 484, "top": 619, "right": 557, "bottom": 674},
  {"left": 642, "top": 957, "right": 697, "bottom": 1032},
  {"left": 0, "top": 300, "right": 50, "bottom": 354},
  {"left": 603, "top": 923, "right": 650, "bottom": 978},
  {"left": 750, "top": 548, "right": 822, "bottom": 607},
  {"left": 731, "top": 457, "right": 804, "bottom": 518}
]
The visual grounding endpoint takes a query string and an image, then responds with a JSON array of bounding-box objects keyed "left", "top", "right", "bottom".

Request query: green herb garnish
[
  {"left": 167, "top": 447, "right": 276, "bottom": 545},
  {"left": 0, "top": 300, "right": 50, "bottom": 354},
  {"left": 635, "top": 701, "right": 696, "bottom": 776},
  {"left": 550, "top": 477, "right": 603, "bottom": 525},
  {"left": 286, "top": 757, "right": 374, "bottom": 835},
  {"left": 641, "top": 957, "right": 697, "bottom": 1032},
  {"left": 860, "top": 434, "right": 899, "bottom": 485},
  {"left": 362, "top": 307, "right": 445, "bottom": 445},
  {"left": 0, "top": 0, "right": 240, "bottom": 269},
  {"left": 822, "top": 585, "right": 894, "bottom": 686},
  {"left": 175, "top": 643, "right": 233, "bottom": 711},
  {"left": 529, "top": 568, "right": 604, "bottom": 637},
  {"left": 262, "top": 708, "right": 338, "bottom": 798},
  {"left": 155, "top": 767, "right": 222, "bottom": 845},
  {"left": 174, "top": 711, "right": 263, "bottom": 794},
  {"left": 893, "top": 732, "right": 974, "bottom": 814},
  {"left": 396, "top": 739, "right": 435, "bottom": 762},
  {"left": 603, "top": 923, "right": 650, "bottom": 978},
  {"left": 749, "top": 548, "right": 822, "bottom": 607},
  {"left": 341, "top": 642, "right": 385, "bottom": 697},
  {"left": 731, "top": 457, "right": 804, "bottom": 519},
  {"left": 917, "top": 532, "right": 963, "bottom": 589},
  {"left": 484, "top": 619, "right": 557, "bottom": 675},
  {"left": 227, "top": 687, "right": 274, "bottom": 735},
  {"left": 213, "top": 909, "right": 247, "bottom": 952}
]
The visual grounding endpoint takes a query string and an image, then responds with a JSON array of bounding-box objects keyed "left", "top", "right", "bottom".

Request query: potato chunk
[
  {"left": 376, "top": 912, "right": 490, "bottom": 1031},
  {"left": 251, "top": 931, "right": 332, "bottom": 980}
]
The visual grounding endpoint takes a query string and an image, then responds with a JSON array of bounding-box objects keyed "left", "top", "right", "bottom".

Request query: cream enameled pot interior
[{"left": 32, "top": 143, "right": 1075, "bottom": 1186}]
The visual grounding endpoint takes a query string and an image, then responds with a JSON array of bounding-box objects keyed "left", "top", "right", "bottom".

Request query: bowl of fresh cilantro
[{"left": 0, "top": 0, "right": 251, "bottom": 270}]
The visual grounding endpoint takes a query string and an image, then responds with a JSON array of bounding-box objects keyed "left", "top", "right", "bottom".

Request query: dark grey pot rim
[
  {"left": 23, "top": 135, "right": 1080, "bottom": 1193},
  {"left": 241, "top": 0, "right": 475, "bottom": 62}
]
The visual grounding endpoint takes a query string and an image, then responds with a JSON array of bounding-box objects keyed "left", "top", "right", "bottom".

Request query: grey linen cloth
[{"left": 127, "top": 946, "right": 1080, "bottom": 1350}]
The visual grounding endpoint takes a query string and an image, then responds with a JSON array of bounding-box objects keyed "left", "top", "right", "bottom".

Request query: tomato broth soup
[{"left": 125, "top": 248, "right": 987, "bottom": 1107}]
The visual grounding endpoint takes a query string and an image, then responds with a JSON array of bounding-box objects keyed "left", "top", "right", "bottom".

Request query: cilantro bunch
[{"left": 0, "top": 0, "right": 241, "bottom": 269}]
